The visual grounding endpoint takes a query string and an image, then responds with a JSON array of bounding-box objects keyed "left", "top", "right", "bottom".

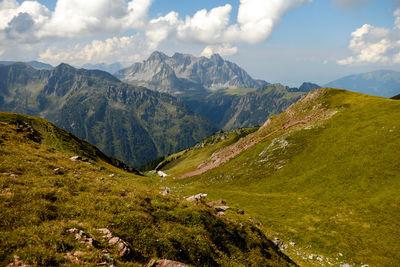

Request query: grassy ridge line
[
  {"left": 0, "top": 112, "right": 140, "bottom": 174},
  {"left": 158, "top": 88, "right": 400, "bottom": 266},
  {"left": 177, "top": 88, "right": 340, "bottom": 178}
]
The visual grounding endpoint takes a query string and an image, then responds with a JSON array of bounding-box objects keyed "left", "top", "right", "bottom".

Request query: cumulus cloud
[
  {"left": 147, "top": 0, "right": 311, "bottom": 48},
  {"left": 0, "top": 0, "right": 153, "bottom": 40},
  {"left": 0, "top": 0, "right": 311, "bottom": 64},
  {"left": 39, "top": 34, "right": 147, "bottom": 65},
  {"left": 225, "top": 0, "right": 311, "bottom": 44},
  {"left": 338, "top": 9, "right": 400, "bottom": 65},
  {"left": 201, "top": 44, "right": 238, "bottom": 58}
]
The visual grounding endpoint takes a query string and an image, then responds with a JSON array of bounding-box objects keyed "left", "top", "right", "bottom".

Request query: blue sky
[{"left": 5, "top": 0, "right": 400, "bottom": 86}]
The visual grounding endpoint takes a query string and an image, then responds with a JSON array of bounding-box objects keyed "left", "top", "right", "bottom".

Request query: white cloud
[
  {"left": 338, "top": 9, "right": 400, "bottom": 65},
  {"left": 0, "top": 0, "right": 311, "bottom": 64},
  {"left": 39, "top": 34, "right": 147, "bottom": 65},
  {"left": 146, "top": 0, "right": 311, "bottom": 54},
  {"left": 201, "top": 44, "right": 238, "bottom": 58},
  {"left": 176, "top": 5, "right": 232, "bottom": 43},
  {"left": 225, "top": 0, "right": 311, "bottom": 44},
  {"left": 0, "top": 0, "right": 50, "bottom": 30}
]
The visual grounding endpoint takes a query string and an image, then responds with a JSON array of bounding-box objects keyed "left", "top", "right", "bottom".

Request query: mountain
[
  {"left": 115, "top": 51, "right": 267, "bottom": 94},
  {"left": 325, "top": 69, "right": 400, "bottom": 97},
  {"left": 391, "top": 93, "right": 400, "bottom": 100},
  {"left": 0, "top": 60, "right": 53, "bottom": 70},
  {"left": 184, "top": 84, "right": 305, "bottom": 130},
  {"left": 288, "top": 82, "right": 321, "bottom": 92},
  {"left": 82, "top": 62, "right": 124, "bottom": 74},
  {"left": 0, "top": 62, "right": 217, "bottom": 167},
  {"left": 0, "top": 112, "right": 294, "bottom": 266},
  {"left": 155, "top": 88, "right": 400, "bottom": 266}
]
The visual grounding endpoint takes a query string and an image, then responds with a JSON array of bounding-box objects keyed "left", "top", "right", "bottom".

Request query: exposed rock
[
  {"left": 186, "top": 193, "right": 207, "bottom": 203},
  {"left": 6, "top": 255, "right": 29, "bottom": 267},
  {"left": 289, "top": 242, "right": 296, "bottom": 246},
  {"left": 109, "top": 173, "right": 115, "bottom": 178},
  {"left": 70, "top": 156, "right": 82, "bottom": 161},
  {"left": 146, "top": 259, "right": 188, "bottom": 267},
  {"left": 160, "top": 187, "right": 170, "bottom": 196},
  {"left": 97, "top": 228, "right": 131, "bottom": 258},
  {"left": 66, "top": 228, "right": 94, "bottom": 247},
  {"left": 157, "top": 171, "right": 168, "bottom": 178},
  {"left": 237, "top": 209, "right": 245, "bottom": 215},
  {"left": 273, "top": 238, "right": 283, "bottom": 249},
  {"left": 216, "top": 211, "right": 226, "bottom": 216},
  {"left": 53, "top": 168, "right": 63, "bottom": 175},
  {"left": 206, "top": 199, "right": 226, "bottom": 207},
  {"left": 215, "top": 206, "right": 230, "bottom": 212}
]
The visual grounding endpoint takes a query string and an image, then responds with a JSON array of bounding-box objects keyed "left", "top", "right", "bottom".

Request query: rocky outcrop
[
  {"left": 97, "top": 228, "right": 131, "bottom": 258},
  {"left": 186, "top": 193, "right": 207, "bottom": 203}
]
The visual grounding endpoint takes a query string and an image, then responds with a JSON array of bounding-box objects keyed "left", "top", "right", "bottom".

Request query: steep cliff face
[
  {"left": 0, "top": 63, "right": 217, "bottom": 166},
  {"left": 115, "top": 51, "right": 267, "bottom": 93}
]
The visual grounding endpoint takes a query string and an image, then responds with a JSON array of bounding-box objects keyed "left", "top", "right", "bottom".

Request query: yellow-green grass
[
  {"left": 0, "top": 113, "right": 294, "bottom": 266},
  {"left": 155, "top": 127, "right": 258, "bottom": 178},
  {"left": 159, "top": 88, "right": 400, "bottom": 266}
]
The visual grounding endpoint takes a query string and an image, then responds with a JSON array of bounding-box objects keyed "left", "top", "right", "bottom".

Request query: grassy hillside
[
  {"left": 158, "top": 88, "right": 400, "bottom": 266},
  {"left": 0, "top": 112, "right": 294, "bottom": 266},
  {"left": 153, "top": 127, "right": 259, "bottom": 177}
]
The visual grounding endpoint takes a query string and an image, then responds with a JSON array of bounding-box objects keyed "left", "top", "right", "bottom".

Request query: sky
[{"left": 0, "top": 0, "right": 399, "bottom": 86}]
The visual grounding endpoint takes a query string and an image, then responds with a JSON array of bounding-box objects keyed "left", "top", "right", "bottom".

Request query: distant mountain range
[
  {"left": 114, "top": 51, "right": 319, "bottom": 130},
  {"left": 115, "top": 51, "right": 268, "bottom": 94},
  {"left": 0, "top": 60, "right": 53, "bottom": 70},
  {"left": 0, "top": 62, "right": 216, "bottom": 166},
  {"left": 81, "top": 62, "right": 124, "bottom": 74},
  {"left": 325, "top": 70, "right": 400, "bottom": 97}
]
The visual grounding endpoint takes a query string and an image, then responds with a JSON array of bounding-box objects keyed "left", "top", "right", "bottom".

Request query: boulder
[
  {"left": 66, "top": 228, "right": 93, "bottom": 247},
  {"left": 54, "top": 168, "right": 63, "bottom": 175},
  {"left": 97, "top": 228, "right": 131, "bottom": 258},
  {"left": 215, "top": 206, "right": 230, "bottom": 212},
  {"left": 216, "top": 211, "right": 226, "bottom": 216},
  {"left": 186, "top": 193, "right": 207, "bottom": 203},
  {"left": 70, "top": 156, "right": 82, "bottom": 161},
  {"left": 161, "top": 187, "right": 170, "bottom": 196},
  {"left": 237, "top": 209, "right": 245, "bottom": 214},
  {"left": 146, "top": 259, "right": 188, "bottom": 267},
  {"left": 273, "top": 238, "right": 283, "bottom": 249},
  {"left": 157, "top": 171, "right": 168, "bottom": 178},
  {"left": 206, "top": 199, "right": 226, "bottom": 207}
]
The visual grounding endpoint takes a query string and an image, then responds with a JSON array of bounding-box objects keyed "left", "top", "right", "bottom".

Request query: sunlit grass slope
[
  {"left": 154, "top": 127, "right": 259, "bottom": 177},
  {"left": 0, "top": 112, "right": 294, "bottom": 266},
  {"left": 160, "top": 88, "right": 400, "bottom": 266}
]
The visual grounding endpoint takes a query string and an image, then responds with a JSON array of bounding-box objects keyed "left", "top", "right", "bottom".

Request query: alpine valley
[{"left": 1, "top": 51, "right": 399, "bottom": 267}]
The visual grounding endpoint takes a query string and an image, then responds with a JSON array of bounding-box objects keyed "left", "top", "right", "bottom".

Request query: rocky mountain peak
[
  {"left": 148, "top": 51, "right": 168, "bottom": 62},
  {"left": 115, "top": 51, "right": 267, "bottom": 93}
]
